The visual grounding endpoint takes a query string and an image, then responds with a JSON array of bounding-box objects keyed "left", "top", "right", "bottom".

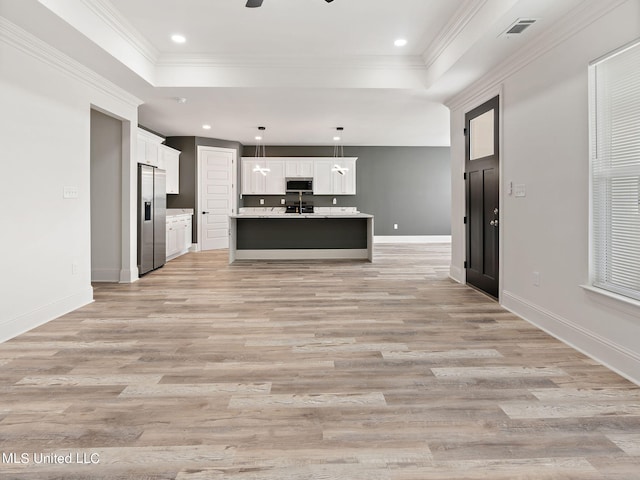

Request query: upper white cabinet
[
  {"left": 313, "top": 158, "right": 357, "bottom": 195},
  {"left": 265, "top": 160, "right": 285, "bottom": 194},
  {"left": 241, "top": 157, "right": 356, "bottom": 195},
  {"left": 331, "top": 157, "right": 357, "bottom": 195},
  {"left": 285, "top": 159, "right": 314, "bottom": 178},
  {"left": 161, "top": 145, "right": 180, "bottom": 194},
  {"left": 137, "top": 128, "right": 181, "bottom": 194},
  {"left": 313, "top": 160, "right": 333, "bottom": 195},
  {"left": 242, "top": 159, "right": 285, "bottom": 195},
  {"left": 137, "top": 128, "right": 163, "bottom": 167}
]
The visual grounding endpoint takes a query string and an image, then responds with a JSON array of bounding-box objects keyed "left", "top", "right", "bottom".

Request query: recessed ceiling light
[
  {"left": 176, "top": 97, "right": 187, "bottom": 104},
  {"left": 394, "top": 38, "right": 408, "bottom": 47},
  {"left": 333, "top": 136, "right": 341, "bottom": 141},
  {"left": 255, "top": 136, "right": 263, "bottom": 141},
  {"left": 171, "top": 34, "right": 186, "bottom": 44},
  {"left": 202, "top": 124, "right": 211, "bottom": 130}
]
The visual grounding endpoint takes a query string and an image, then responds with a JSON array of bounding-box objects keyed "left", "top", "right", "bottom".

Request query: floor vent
[{"left": 502, "top": 18, "right": 537, "bottom": 36}]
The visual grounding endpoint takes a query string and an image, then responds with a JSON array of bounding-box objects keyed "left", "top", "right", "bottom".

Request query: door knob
[
  {"left": 202, "top": 211, "right": 210, "bottom": 215},
  {"left": 494, "top": 208, "right": 499, "bottom": 215},
  {"left": 490, "top": 219, "right": 499, "bottom": 227}
]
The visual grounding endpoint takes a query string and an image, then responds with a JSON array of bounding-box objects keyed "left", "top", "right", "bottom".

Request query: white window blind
[{"left": 590, "top": 40, "right": 640, "bottom": 301}]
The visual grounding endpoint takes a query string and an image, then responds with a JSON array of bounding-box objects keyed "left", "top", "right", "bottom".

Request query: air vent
[{"left": 502, "top": 18, "right": 537, "bottom": 36}]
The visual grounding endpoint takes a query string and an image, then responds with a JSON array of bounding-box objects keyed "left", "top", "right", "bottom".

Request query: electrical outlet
[
  {"left": 332, "top": 198, "right": 337, "bottom": 205},
  {"left": 72, "top": 261, "right": 79, "bottom": 275},
  {"left": 393, "top": 224, "right": 398, "bottom": 230},
  {"left": 280, "top": 198, "right": 285, "bottom": 205},
  {"left": 259, "top": 198, "right": 264, "bottom": 205},
  {"left": 532, "top": 271, "right": 540, "bottom": 286}
]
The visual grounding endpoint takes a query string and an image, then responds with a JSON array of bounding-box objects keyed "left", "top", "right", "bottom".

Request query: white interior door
[{"left": 198, "top": 147, "right": 236, "bottom": 250}]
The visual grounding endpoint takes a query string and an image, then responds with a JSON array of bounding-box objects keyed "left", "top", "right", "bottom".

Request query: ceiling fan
[{"left": 246, "top": 0, "right": 333, "bottom": 7}]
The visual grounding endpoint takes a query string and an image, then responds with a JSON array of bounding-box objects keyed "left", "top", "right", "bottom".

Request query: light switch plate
[
  {"left": 514, "top": 184, "right": 526, "bottom": 197},
  {"left": 63, "top": 186, "right": 79, "bottom": 199}
]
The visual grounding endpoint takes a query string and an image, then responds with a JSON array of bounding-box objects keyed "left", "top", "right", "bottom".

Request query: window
[{"left": 590, "top": 40, "right": 640, "bottom": 301}]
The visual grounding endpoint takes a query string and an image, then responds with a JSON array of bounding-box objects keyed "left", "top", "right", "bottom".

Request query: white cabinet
[
  {"left": 137, "top": 129, "right": 163, "bottom": 167},
  {"left": 313, "top": 157, "right": 357, "bottom": 195},
  {"left": 242, "top": 157, "right": 356, "bottom": 196},
  {"left": 166, "top": 214, "right": 192, "bottom": 260},
  {"left": 264, "top": 160, "right": 285, "bottom": 194},
  {"left": 241, "top": 158, "right": 285, "bottom": 195},
  {"left": 331, "top": 157, "right": 357, "bottom": 195},
  {"left": 242, "top": 159, "right": 266, "bottom": 194},
  {"left": 137, "top": 130, "right": 181, "bottom": 194},
  {"left": 166, "top": 217, "right": 179, "bottom": 257},
  {"left": 285, "top": 159, "right": 313, "bottom": 178},
  {"left": 161, "top": 145, "right": 180, "bottom": 194},
  {"left": 313, "top": 160, "right": 334, "bottom": 195}
]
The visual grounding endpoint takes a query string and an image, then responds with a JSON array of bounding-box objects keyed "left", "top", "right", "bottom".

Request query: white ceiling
[{"left": 1, "top": 0, "right": 587, "bottom": 145}]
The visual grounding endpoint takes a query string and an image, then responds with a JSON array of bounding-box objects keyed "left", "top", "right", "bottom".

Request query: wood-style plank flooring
[{"left": 1, "top": 244, "right": 640, "bottom": 479}]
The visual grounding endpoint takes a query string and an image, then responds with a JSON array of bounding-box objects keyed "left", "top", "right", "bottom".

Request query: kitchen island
[{"left": 229, "top": 213, "right": 374, "bottom": 263}]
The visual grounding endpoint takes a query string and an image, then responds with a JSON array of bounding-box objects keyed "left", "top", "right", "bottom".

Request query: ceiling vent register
[{"left": 502, "top": 18, "right": 537, "bottom": 36}]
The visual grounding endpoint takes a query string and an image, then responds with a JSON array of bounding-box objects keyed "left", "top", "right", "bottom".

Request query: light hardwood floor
[{"left": 1, "top": 244, "right": 640, "bottom": 479}]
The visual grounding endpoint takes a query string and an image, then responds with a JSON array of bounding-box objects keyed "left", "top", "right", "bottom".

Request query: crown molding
[
  {"left": 78, "top": 0, "right": 159, "bottom": 64},
  {"left": 156, "top": 53, "right": 428, "bottom": 71},
  {"left": 444, "top": 0, "right": 629, "bottom": 111},
  {"left": 0, "top": 16, "right": 142, "bottom": 108},
  {"left": 421, "top": 0, "right": 488, "bottom": 69}
]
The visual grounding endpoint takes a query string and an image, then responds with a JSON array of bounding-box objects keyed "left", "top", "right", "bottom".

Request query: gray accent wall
[
  {"left": 242, "top": 146, "right": 451, "bottom": 236},
  {"left": 164, "top": 136, "right": 243, "bottom": 242}
]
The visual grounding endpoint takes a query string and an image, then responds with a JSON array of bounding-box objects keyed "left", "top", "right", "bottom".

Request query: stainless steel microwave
[{"left": 285, "top": 178, "right": 313, "bottom": 193}]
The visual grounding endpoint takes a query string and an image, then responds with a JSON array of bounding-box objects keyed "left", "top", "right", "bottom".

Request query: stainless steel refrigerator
[{"left": 137, "top": 164, "right": 166, "bottom": 275}]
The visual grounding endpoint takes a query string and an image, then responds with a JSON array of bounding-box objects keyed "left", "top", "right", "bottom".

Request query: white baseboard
[
  {"left": 0, "top": 287, "right": 94, "bottom": 343},
  {"left": 449, "top": 264, "right": 463, "bottom": 283},
  {"left": 91, "top": 268, "right": 121, "bottom": 283},
  {"left": 502, "top": 290, "right": 640, "bottom": 387},
  {"left": 119, "top": 267, "right": 138, "bottom": 284},
  {"left": 374, "top": 235, "right": 451, "bottom": 244}
]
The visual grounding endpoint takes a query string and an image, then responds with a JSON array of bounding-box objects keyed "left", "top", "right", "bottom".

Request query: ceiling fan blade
[{"left": 246, "top": 0, "right": 263, "bottom": 7}]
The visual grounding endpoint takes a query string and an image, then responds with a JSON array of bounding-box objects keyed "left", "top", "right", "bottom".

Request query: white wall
[
  {"left": 90, "top": 109, "right": 123, "bottom": 282},
  {"left": 448, "top": 0, "right": 640, "bottom": 384},
  {"left": 0, "top": 17, "right": 140, "bottom": 341}
]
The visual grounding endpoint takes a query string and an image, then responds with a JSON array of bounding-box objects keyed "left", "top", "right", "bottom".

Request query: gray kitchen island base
[{"left": 229, "top": 214, "right": 374, "bottom": 263}]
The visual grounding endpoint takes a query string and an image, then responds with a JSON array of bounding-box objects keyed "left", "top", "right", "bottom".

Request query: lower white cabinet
[{"left": 166, "top": 214, "right": 192, "bottom": 260}]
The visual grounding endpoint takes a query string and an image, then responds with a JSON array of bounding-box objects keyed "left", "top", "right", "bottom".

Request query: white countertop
[
  {"left": 231, "top": 213, "right": 373, "bottom": 219},
  {"left": 166, "top": 208, "right": 194, "bottom": 216}
]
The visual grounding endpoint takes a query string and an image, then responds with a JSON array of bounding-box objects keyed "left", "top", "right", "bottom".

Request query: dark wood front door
[{"left": 465, "top": 95, "right": 499, "bottom": 298}]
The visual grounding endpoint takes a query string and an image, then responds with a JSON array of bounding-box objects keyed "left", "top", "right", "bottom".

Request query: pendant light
[
  {"left": 332, "top": 127, "right": 349, "bottom": 175},
  {"left": 253, "top": 126, "right": 270, "bottom": 176}
]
